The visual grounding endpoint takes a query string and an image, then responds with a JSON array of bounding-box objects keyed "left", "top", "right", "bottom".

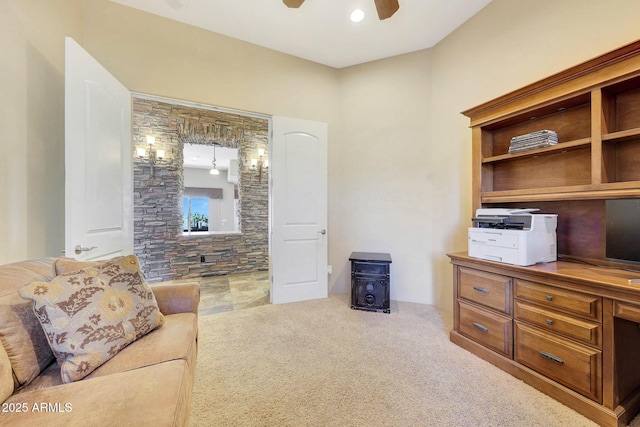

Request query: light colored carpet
[{"left": 189, "top": 294, "right": 629, "bottom": 426}]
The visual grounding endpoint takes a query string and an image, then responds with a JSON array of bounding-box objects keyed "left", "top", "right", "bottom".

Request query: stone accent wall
[{"left": 133, "top": 97, "right": 269, "bottom": 281}]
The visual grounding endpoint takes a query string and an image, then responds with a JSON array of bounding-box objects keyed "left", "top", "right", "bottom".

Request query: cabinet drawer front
[
  {"left": 613, "top": 301, "right": 640, "bottom": 323},
  {"left": 514, "top": 279, "right": 601, "bottom": 321},
  {"left": 458, "top": 301, "right": 512, "bottom": 358},
  {"left": 458, "top": 267, "right": 511, "bottom": 314},
  {"left": 514, "top": 301, "right": 601, "bottom": 348},
  {"left": 515, "top": 323, "right": 601, "bottom": 403}
]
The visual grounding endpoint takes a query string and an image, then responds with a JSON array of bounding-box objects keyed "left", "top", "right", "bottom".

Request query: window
[
  {"left": 183, "top": 196, "right": 210, "bottom": 234},
  {"left": 182, "top": 187, "right": 227, "bottom": 235}
]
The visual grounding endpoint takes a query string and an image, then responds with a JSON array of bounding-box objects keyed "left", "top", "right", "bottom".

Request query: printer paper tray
[
  {"left": 468, "top": 229, "right": 518, "bottom": 249},
  {"left": 468, "top": 244, "right": 521, "bottom": 265}
]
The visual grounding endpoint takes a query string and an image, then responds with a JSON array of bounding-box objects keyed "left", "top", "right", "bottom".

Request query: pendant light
[{"left": 209, "top": 144, "right": 220, "bottom": 175}]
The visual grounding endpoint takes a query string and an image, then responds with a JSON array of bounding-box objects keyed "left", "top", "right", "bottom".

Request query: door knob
[
  {"left": 318, "top": 229, "right": 326, "bottom": 235},
  {"left": 75, "top": 245, "right": 97, "bottom": 255}
]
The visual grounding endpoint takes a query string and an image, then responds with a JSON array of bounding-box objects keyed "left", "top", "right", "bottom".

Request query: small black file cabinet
[{"left": 349, "top": 252, "right": 392, "bottom": 313}]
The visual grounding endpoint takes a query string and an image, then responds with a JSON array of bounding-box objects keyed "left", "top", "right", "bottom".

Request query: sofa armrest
[{"left": 150, "top": 282, "right": 200, "bottom": 315}]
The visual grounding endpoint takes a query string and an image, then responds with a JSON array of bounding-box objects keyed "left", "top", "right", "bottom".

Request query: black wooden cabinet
[{"left": 349, "top": 252, "right": 391, "bottom": 313}]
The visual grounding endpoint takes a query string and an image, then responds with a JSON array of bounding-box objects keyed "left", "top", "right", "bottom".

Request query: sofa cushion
[
  {"left": 0, "top": 258, "right": 57, "bottom": 389},
  {"left": 11, "top": 361, "right": 62, "bottom": 395},
  {"left": 0, "top": 342, "right": 13, "bottom": 403},
  {"left": 87, "top": 312, "right": 197, "bottom": 379},
  {"left": 2, "top": 359, "right": 193, "bottom": 427},
  {"left": 14, "top": 312, "right": 198, "bottom": 394},
  {"left": 19, "top": 255, "right": 165, "bottom": 383}
]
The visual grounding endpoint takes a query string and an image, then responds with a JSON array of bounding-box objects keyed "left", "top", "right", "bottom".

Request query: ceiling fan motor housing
[{"left": 283, "top": 0, "right": 399, "bottom": 20}]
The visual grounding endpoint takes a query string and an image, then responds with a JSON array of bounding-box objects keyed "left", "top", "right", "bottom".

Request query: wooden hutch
[{"left": 449, "top": 40, "right": 640, "bottom": 426}]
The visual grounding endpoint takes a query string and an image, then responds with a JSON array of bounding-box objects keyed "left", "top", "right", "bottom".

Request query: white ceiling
[
  {"left": 111, "top": 0, "right": 492, "bottom": 68},
  {"left": 183, "top": 143, "right": 237, "bottom": 170}
]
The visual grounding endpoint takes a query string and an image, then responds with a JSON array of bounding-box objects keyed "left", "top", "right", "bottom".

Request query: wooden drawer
[
  {"left": 514, "top": 301, "right": 601, "bottom": 348},
  {"left": 514, "top": 279, "right": 601, "bottom": 321},
  {"left": 458, "top": 267, "right": 511, "bottom": 314},
  {"left": 515, "top": 322, "right": 601, "bottom": 403},
  {"left": 458, "top": 300, "right": 512, "bottom": 358}
]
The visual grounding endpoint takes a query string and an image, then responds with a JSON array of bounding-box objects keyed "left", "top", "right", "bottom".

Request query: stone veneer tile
[{"left": 133, "top": 97, "right": 269, "bottom": 282}]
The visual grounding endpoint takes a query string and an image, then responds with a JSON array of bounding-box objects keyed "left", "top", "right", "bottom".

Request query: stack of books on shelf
[{"left": 508, "top": 130, "right": 558, "bottom": 154}]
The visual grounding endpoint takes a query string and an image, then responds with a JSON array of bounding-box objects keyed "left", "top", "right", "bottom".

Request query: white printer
[{"left": 468, "top": 208, "right": 557, "bottom": 266}]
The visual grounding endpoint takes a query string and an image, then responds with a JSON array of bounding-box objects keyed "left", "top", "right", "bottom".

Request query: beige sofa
[{"left": 0, "top": 257, "right": 199, "bottom": 426}]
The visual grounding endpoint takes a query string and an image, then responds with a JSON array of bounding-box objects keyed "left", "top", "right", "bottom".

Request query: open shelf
[
  {"left": 601, "top": 75, "right": 640, "bottom": 134},
  {"left": 481, "top": 95, "right": 591, "bottom": 158},
  {"left": 483, "top": 137, "right": 591, "bottom": 164},
  {"left": 602, "top": 126, "right": 640, "bottom": 142},
  {"left": 487, "top": 146, "right": 591, "bottom": 192},
  {"left": 602, "top": 129, "right": 640, "bottom": 184},
  {"left": 482, "top": 182, "right": 640, "bottom": 204},
  {"left": 470, "top": 68, "right": 640, "bottom": 206}
]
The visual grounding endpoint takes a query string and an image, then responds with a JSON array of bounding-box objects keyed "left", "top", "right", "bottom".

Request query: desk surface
[{"left": 448, "top": 251, "right": 640, "bottom": 301}]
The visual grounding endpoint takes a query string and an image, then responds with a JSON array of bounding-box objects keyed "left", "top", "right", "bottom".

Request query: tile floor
[{"left": 198, "top": 271, "right": 270, "bottom": 316}]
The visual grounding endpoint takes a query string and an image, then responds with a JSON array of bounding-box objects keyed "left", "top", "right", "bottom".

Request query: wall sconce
[
  {"left": 251, "top": 148, "right": 268, "bottom": 182},
  {"left": 137, "top": 135, "right": 164, "bottom": 176}
]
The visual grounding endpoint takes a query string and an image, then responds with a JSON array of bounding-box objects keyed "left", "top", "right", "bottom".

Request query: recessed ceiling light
[{"left": 350, "top": 9, "right": 365, "bottom": 23}]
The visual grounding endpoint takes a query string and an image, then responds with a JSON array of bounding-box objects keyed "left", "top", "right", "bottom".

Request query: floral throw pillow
[{"left": 19, "top": 255, "right": 164, "bottom": 383}]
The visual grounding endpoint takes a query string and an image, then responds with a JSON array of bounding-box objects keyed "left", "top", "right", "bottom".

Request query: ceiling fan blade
[
  {"left": 283, "top": 0, "right": 305, "bottom": 8},
  {"left": 374, "top": 0, "right": 399, "bottom": 20}
]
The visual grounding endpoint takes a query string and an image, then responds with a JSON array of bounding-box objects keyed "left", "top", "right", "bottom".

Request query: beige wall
[
  {"left": 81, "top": 0, "right": 338, "bottom": 121},
  {"left": 0, "top": 0, "right": 82, "bottom": 263},
  {"left": 331, "top": 50, "right": 432, "bottom": 302},
  {"left": 332, "top": 0, "right": 640, "bottom": 306},
  {"left": 3, "top": 0, "right": 640, "bottom": 310}
]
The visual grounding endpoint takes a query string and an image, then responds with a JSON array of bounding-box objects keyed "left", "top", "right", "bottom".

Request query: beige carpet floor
[{"left": 190, "top": 294, "right": 637, "bottom": 426}]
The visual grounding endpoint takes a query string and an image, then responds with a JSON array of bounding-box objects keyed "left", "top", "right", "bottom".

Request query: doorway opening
[{"left": 131, "top": 94, "right": 270, "bottom": 283}]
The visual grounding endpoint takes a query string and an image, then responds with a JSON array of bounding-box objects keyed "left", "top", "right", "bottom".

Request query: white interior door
[
  {"left": 64, "top": 37, "right": 133, "bottom": 261},
  {"left": 271, "top": 116, "right": 328, "bottom": 304}
]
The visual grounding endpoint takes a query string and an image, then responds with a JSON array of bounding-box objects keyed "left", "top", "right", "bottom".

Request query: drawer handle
[
  {"left": 472, "top": 322, "right": 489, "bottom": 333},
  {"left": 539, "top": 351, "right": 564, "bottom": 365},
  {"left": 545, "top": 295, "right": 553, "bottom": 302},
  {"left": 546, "top": 319, "right": 554, "bottom": 325},
  {"left": 473, "top": 286, "right": 490, "bottom": 294}
]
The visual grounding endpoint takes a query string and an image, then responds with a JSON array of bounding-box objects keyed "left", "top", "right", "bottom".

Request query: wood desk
[{"left": 448, "top": 252, "right": 640, "bottom": 427}]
